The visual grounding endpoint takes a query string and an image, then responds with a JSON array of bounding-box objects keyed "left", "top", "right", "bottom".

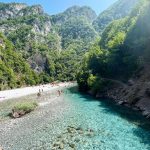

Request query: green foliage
[
  {"left": 87, "top": 75, "right": 107, "bottom": 94},
  {"left": 2, "top": 1, "right": 149, "bottom": 92},
  {"left": 100, "top": 17, "right": 136, "bottom": 49},
  {"left": 39, "top": 72, "right": 53, "bottom": 83},
  {"left": 51, "top": 5, "right": 97, "bottom": 25},
  {"left": 77, "top": 70, "right": 90, "bottom": 92},
  {"left": 77, "top": 0, "right": 150, "bottom": 92},
  {"left": 0, "top": 3, "right": 100, "bottom": 88},
  {"left": 60, "top": 17, "right": 97, "bottom": 49},
  {"left": 125, "top": 0, "right": 150, "bottom": 62},
  {"left": 13, "top": 101, "right": 38, "bottom": 113},
  {"left": 107, "top": 32, "right": 126, "bottom": 49},
  {"left": 0, "top": 33, "right": 39, "bottom": 90},
  {"left": 93, "top": 0, "right": 139, "bottom": 34},
  {"left": 87, "top": 41, "right": 109, "bottom": 76},
  {"left": 8, "top": 25, "right": 32, "bottom": 50},
  {"left": 0, "top": 4, "right": 99, "bottom": 86}
]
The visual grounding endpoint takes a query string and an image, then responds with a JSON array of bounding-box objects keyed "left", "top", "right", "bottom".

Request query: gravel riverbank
[{"left": 0, "top": 85, "right": 74, "bottom": 150}]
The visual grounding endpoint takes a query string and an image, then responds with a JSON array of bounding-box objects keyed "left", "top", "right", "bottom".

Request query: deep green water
[{"left": 61, "top": 87, "right": 150, "bottom": 150}]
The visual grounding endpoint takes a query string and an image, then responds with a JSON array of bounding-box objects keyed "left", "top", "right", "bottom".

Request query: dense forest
[
  {"left": 0, "top": 33, "right": 39, "bottom": 90},
  {"left": 77, "top": 0, "right": 150, "bottom": 95},
  {"left": 0, "top": 0, "right": 148, "bottom": 91}
]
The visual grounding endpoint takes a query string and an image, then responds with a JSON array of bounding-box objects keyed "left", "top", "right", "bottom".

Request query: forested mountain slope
[
  {"left": 0, "top": 3, "right": 60, "bottom": 72},
  {"left": 93, "top": 0, "right": 139, "bottom": 34},
  {"left": 0, "top": 3, "right": 99, "bottom": 85},
  {"left": 0, "top": 0, "right": 142, "bottom": 90},
  {"left": 51, "top": 6, "right": 98, "bottom": 49},
  {"left": 51, "top": 5, "right": 97, "bottom": 25},
  {"left": 77, "top": 0, "right": 150, "bottom": 117},
  {"left": 0, "top": 33, "right": 39, "bottom": 90},
  {"left": 77, "top": 0, "right": 149, "bottom": 90}
]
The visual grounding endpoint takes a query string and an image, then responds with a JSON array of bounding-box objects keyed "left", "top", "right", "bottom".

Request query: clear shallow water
[
  {"left": 61, "top": 87, "right": 150, "bottom": 150},
  {"left": 0, "top": 86, "right": 150, "bottom": 150}
]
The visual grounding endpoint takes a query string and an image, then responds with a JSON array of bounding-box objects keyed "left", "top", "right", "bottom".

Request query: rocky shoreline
[{"left": 89, "top": 65, "right": 150, "bottom": 119}]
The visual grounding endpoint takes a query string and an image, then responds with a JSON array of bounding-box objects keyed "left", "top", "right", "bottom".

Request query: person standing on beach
[
  {"left": 37, "top": 89, "right": 41, "bottom": 97},
  {"left": 58, "top": 90, "right": 61, "bottom": 96}
]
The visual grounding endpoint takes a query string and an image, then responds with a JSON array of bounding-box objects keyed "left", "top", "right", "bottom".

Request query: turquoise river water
[
  {"left": 0, "top": 86, "right": 150, "bottom": 150},
  {"left": 60, "top": 87, "right": 150, "bottom": 150}
]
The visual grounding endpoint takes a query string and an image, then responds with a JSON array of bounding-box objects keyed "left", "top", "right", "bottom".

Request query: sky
[{"left": 0, "top": 0, "right": 118, "bottom": 15}]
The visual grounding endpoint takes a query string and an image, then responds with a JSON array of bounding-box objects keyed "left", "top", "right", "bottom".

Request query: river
[{"left": 0, "top": 86, "right": 150, "bottom": 150}]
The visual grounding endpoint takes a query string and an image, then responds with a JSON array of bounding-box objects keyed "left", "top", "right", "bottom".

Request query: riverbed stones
[
  {"left": 74, "top": 138, "right": 80, "bottom": 143},
  {"left": 12, "top": 109, "right": 26, "bottom": 118},
  {"left": 67, "top": 126, "right": 77, "bottom": 134},
  {"left": 86, "top": 132, "right": 94, "bottom": 137},
  {"left": 69, "top": 143, "right": 75, "bottom": 148},
  {"left": 51, "top": 126, "right": 96, "bottom": 149},
  {"left": 61, "top": 139, "right": 66, "bottom": 144},
  {"left": 67, "top": 127, "right": 73, "bottom": 133},
  {"left": 12, "top": 111, "right": 20, "bottom": 118},
  {"left": 53, "top": 142, "right": 60, "bottom": 147},
  {"left": 76, "top": 127, "right": 82, "bottom": 131},
  {"left": 59, "top": 143, "right": 64, "bottom": 149},
  {"left": 78, "top": 130, "right": 83, "bottom": 134},
  {"left": 57, "top": 135, "right": 62, "bottom": 139},
  {"left": 70, "top": 133, "right": 74, "bottom": 137}
]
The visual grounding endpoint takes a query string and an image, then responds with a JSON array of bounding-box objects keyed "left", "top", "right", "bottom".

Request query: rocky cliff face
[
  {"left": 18, "top": 5, "right": 44, "bottom": 17},
  {"left": 0, "top": 3, "right": 27, "bottom": 20},
  {"left": 0, "top": 3, "right": 52, "bottom": 36},
  {"left": 0, "top": 3, "right": 45, "bottom": 20}
]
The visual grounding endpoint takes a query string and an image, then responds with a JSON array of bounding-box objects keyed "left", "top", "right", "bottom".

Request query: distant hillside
[
  {"left": 51, "top": 6, "right": 97, "bottom": 25},
  {"left": 93, "top": 0, "right": 139, "bottom": 34},
  {"left": 51, "top": 5, "right": 98, "bottom": 49}
]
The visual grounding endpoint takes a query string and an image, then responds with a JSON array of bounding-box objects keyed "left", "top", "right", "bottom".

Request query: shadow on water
[{"left": 68, "top": 86, "right": 150, "bottom": 147}]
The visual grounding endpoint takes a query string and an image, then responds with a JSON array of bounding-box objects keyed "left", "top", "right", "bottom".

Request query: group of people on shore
[
  {"left": 37, "top": 89, "right": 63, "bottom": 97},
  {"left": 36, "top": 81, "right": 74, "bottom": 97}
]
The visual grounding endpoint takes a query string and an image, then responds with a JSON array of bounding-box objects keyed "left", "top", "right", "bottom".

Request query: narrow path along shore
[{"left": 0, "top": 82, "right": 71, "bottom": 102}]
